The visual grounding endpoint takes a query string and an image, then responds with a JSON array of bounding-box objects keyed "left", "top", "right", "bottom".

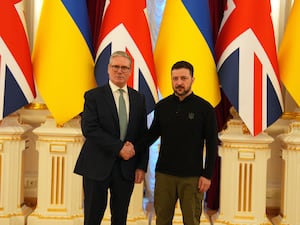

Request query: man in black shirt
[{"left": 144, "top": 61, "right": 218, "bottom": 225}]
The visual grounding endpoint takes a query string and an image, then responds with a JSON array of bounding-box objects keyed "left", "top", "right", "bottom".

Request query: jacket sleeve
[
  {"left": 202, "top": 107, "right": 219, "bottom": 179},
  {"left": 81, "top": 91, "right": 123, "bottom": 157}
]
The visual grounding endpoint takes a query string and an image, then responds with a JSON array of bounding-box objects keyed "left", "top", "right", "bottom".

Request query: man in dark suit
[{"left": 74, "top": 51, "right": 148, "bottom": 225}]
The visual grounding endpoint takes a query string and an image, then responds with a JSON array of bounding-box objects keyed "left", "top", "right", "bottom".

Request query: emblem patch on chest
[{"left": 188, "top": 112, "right": 195, "bottom": 120}]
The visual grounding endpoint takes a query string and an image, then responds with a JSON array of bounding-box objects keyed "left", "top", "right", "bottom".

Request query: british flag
[
  {"left": 215, "top": 0, "right": 283, "bottom": 136},
  {"left": 95, "top": 0, "right": 158, "bottom": 114},
  {"left": 0, "top": 0, "right": 36, "bottom": 120}
]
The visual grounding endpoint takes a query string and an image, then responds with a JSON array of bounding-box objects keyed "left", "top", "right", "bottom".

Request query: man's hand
[
  {"left": 198, "top": 176, "right": 211, "bottom": 193},
  {"left": 119, "top": 141, "right": 135, "bottom": 160},
  {"left": 135, "top": 169, "right": 145, "bottom": 183}
]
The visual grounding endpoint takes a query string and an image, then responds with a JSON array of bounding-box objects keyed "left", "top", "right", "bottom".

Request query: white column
[
  {"left": 274, "top": 120, "right": 300, "bottom": 225},
  {"left": 27, "top": 117, "right": 84, "bottom": 225},
  {"left": 0, "top": 114, "right": 31, "bottom": 225},
  {"left": 214, "top": 118, "right": 273, "bottom": 225}
]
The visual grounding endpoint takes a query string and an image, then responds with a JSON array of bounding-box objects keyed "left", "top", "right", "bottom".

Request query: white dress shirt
[{"left": 109, "top": 80, "right": 129, "bottom": 121}]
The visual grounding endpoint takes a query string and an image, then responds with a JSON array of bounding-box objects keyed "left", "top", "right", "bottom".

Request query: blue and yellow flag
[
  {"left": 32, "top": 0, "right": 97, "bottom": 125},
  {"left": 278, "top": 0, "right": 300, "bottom": 107},
  {"left": 154, "top": 0, "right": 220, "bottom": 107}
]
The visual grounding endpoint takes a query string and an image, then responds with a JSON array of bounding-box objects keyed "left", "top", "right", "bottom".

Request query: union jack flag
[
  {"left": 215, "top": 0, "right": 283, "bottom": 136},
  {"left": 95, "top": 0, "right": 158, "bottom": 114},
  {"left": 0, "top": 0, "right": 36, "bottom": 120}
]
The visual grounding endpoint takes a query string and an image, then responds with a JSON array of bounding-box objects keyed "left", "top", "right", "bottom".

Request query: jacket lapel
[
  {"left": 103, "top": 85, "right": 119, "bottom": 125},
  {"left": 127, "top": 88, "right": 137, "bottom": 129}
]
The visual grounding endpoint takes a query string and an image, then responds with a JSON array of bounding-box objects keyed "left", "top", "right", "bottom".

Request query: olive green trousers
[{"left": 154, "top": 172, "right": 204, "bottom": 225}]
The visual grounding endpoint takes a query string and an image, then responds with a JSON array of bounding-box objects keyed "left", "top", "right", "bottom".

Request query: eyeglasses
[{"left": 110, "top": 65, "right": 131, "bottom": 73}]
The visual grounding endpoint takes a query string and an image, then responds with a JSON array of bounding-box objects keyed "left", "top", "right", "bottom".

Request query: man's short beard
[{"left": 174, "top": 88, "right": 190, "bottom": 97}]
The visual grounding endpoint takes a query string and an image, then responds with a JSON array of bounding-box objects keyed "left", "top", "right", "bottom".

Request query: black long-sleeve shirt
[{"left": 146, "top": 93, "right": 218, "bottom": 179}]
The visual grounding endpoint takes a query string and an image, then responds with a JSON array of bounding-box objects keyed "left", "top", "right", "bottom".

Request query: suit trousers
[{"left": 83, "top": 160, "right": 134, "bottom": 225}]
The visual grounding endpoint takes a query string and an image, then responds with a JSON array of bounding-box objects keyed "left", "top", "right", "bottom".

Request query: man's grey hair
[{"left": 109, "top": 51, "right": 132, "bottom": 67}]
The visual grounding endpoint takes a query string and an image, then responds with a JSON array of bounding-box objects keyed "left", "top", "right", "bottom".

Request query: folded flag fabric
[
  {"left": 32, "top": 0, "right": 97, "bottom": 125},
  {"left": 154, "top": 0, "right": 221, "bottom": 107},
  {"left": 0, "top": 0, "right": 36, "bottom": 119},
  {"left": 278, "top": 0, "right": 300, "bottom": 107},
  {"left": 215, "top": 0, "right": 283, "bottom": 136}
]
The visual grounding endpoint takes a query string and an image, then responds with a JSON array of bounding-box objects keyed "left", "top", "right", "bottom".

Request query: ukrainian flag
[
  {"left": 32, "top": 0, "right": 97, "bottom": 125},
  {"left": 278, "top": 0, "right": 300, "bottom": 107},
  {"left": 154, "top": 0, "right": 220, "bottom": 107}
]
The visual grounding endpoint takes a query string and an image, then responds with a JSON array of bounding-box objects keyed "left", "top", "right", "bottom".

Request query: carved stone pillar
[
  {"left": 214, "top": 117, "right": 273, "bottom": 225},
  {"left": 0, "top": 115, "right": 31, "bottom": 225},
  {"left": 27, "top": 117, "right": 84, "bottom": 225},
  {"left": 275, "top": 120, "right": 300, "bottom": 225}
]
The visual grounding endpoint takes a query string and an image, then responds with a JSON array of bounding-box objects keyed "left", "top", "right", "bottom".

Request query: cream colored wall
[{"left": 21, "top": 0, "right": 298, "bottom": 209}]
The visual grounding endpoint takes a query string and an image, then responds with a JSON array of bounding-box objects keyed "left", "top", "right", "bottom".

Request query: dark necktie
[{"left": 118, "top": 89, "right": 127, "bottom": 141}]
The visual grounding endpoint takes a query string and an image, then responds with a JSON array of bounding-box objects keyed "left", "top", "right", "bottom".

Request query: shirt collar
[{"left": 109, "top": 80, "right": 128, "bottom": 94}]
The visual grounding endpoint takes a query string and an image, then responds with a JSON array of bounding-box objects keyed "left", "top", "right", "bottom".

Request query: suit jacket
[{"left": 74, "top": 84, "right": 148, "bottom": 181}]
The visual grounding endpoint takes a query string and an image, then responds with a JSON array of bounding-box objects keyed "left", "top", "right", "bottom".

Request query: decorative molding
[{"left": 24, "top": 103, "right": 48, "bottom": 110}]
